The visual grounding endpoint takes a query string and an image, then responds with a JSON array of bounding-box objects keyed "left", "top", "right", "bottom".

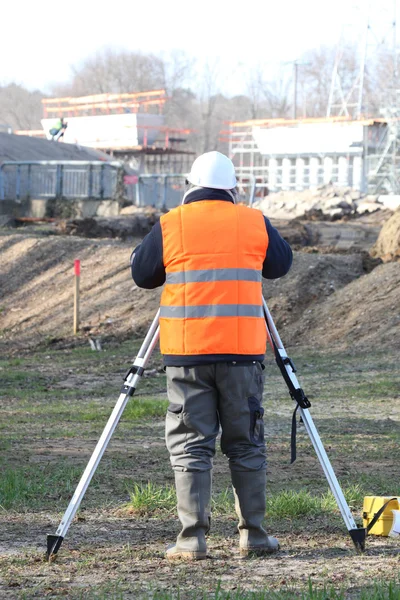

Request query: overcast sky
[{"left": 1, "top": 0, "right": 397, "bottom": 95}]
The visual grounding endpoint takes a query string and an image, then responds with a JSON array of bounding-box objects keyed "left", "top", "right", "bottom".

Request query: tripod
[{"left": 46, "top": 301, "right": 367, "bottom": 560}]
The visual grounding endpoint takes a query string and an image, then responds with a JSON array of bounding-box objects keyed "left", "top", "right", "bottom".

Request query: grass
[
  {"left": 125, "top": 481, "right": 177, "bottom": 516},
  {"left": 122, "top": 482, "right": 365, "bottom": 520},
  {"left": 266, "top": 484, "right": 364, "bottom": 519},
  {"left": 0, "top": 463, "right": 90, "bottom": 511},
  {"left": 123, "top": 397, "right": 169, "bottom": 420}
]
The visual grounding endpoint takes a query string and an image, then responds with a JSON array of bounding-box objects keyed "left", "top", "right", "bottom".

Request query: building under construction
[
  {"left": 223, "top": 116, "right": 397, "bottom": 199},
  {"left": 18, "top": 89, "right": 195, "bottom": 175}
]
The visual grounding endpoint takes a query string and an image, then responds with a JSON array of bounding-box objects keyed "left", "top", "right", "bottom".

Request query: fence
[
  {"left": 131, "top": 174, "right": 256, "bottom": 209},
  {"left": 0, "top": 161, "right": 122, "bottom": 201},
  {"left": 132, "top": 174, "right": 187, "bottom": 210},
  {"left": 0, "top": 162, "right": 253, "bottom": 211}
]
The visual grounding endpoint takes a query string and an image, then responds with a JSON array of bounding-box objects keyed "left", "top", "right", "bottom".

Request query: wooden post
[{"left": 73, "top": 260, "right": 80, "bottom": 335}]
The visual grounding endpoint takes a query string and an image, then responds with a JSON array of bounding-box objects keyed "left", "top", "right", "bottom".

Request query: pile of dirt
[
  {"left": 55, "top": 210, "right": 162, "bottom": 240},
  {"left": 1, "top": 230, "right": 397, "bottom": 354},
  {"left": 370, "top": 207, "right": 400, "bottom": 262},
  {"left": 54, "top": 213, "right": 316, "bottom": 246},
  {"left": 50, "top": 208, "right": 383, "bottom": 253},
  {"left": 0, "top": 234, "right": 160, "bottom": 353},
  {"left": 271, "top": 218, "right": 383, "bottom": 252},
  {"left": 262, "top": 252, "right": 365, "bottom": 330},
  {"left": 254, "top": 185, "right": 400, "bottom": 221},
  {"left": 288, "top": 262, "right": 400, "bottom": 350}
]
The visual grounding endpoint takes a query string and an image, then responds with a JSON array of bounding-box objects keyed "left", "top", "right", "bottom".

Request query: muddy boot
[
  {"left": 231, "top": 469, "right": 280, "bottom": 558},
  {"left": 166, "top": 470, "right": 211, "bottom": 561}
]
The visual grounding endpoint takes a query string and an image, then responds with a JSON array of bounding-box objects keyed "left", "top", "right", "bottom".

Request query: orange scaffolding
[{"left": 42, "top": 89, "right": 167, "bottom": 118}]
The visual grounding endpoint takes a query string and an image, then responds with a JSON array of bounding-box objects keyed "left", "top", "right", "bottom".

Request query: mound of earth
[
  {"left": 55, "top": 212, "right": 162, "bottom": 239},
  {"left": 53, "top": 214, "right": 316, "bottom": 247},
  {"left": 262, "top": 252, "right": 365, "bottom": 330},
  {"left": 45, "top": 211, "right": 382, "bottom": 254},
  {"left": 0, "top": 233, "right": 160, "bottom": 353},
  {"left": 288, "top": 262, "right": 400, "bottom": 350},
  {"left": 253, "top": 184, "right": 399, "bottom": 221},
  {"left": 1, "top": 231, "right": 393, "bottom": 355},
  {"left": 370, "top": 208, "right": 400, "bottom": 262}
]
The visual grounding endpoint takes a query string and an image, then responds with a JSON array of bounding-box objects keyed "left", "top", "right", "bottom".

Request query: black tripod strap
[
  {"left": 266, "top": 327, "right": 310, "bottom": 463},
  {"left": 365, "top": 498, "right": 399, "bottom": 534},
  {"left": 291, "top": 404, "right": 299, "bottom": 464}
]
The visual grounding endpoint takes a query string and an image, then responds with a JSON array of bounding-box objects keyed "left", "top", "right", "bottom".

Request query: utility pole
[
  {"left": 291, "top": 60, "right": 310, "bottom": 120},
  {"left": 293, "top": 62, "right": 299, "bottom": 120}
]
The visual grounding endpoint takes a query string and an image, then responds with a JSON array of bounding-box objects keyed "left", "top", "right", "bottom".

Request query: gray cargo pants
[{"left": 165, "top": 362, "right": 266, "bottom": 472}]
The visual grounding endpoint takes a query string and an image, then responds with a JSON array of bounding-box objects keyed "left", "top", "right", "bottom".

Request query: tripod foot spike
[
  {"left": 349, "top": 528, "right": 366, "bottom": 553},
  {"left": 46, "top": 535, "right": 64, "bottom": 562}
]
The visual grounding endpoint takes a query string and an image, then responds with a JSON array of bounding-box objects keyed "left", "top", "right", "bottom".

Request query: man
[
  {"left": 49, "top": 117, "right": 67, "bottom": 141},
  {"left": 131, "top": 151, "right": 292, "bottom": 560}
]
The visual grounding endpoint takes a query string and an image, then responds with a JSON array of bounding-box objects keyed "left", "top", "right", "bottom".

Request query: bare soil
[
  {"left": 370, "top": 207, "right": 400, "bottom": 262},
  {"left": 1, "top": 211, "right": 399, "bottom": 354}
]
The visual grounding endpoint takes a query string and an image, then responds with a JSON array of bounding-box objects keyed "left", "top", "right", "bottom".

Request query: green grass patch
[
  {"left": 125, "top": 481, "right": 176, "bottom": 516},
  {"left": 0, "top": 463, "right": 85, "bottom": 511},
  {"left": 0, "top": 396, "right": 168, "bottom": 428},
  {"left": 122, "top": 482, "right": 364, "bottom": 520},
  {"left": 123, "top": 397, "right": 168, "bottom": 420},
  {"left": 342, "top": 378, "right": 400, "bottom": 400},
  {"left": 267, "top": 484, "right": 364, "bottom": 519}
]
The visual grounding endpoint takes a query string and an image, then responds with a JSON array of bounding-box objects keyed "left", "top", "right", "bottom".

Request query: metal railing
[
  {"left": 133, "top": 174, "right": 187, "bottom": 210},
  {"left": 0, "top": 161, "right": 123, "bottom": 201},
  {"left": 1, "top": 164, "right": 256, "bottom": 209}
]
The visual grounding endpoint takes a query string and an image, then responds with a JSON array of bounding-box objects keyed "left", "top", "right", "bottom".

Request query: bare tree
[
  {"left": 161, "top": 50, "right": 195, "bottom": 95},
  {"left": 297, "top": 46, "right": 335, "bottom": 117},
  {"left": 51, "top": 48, "right": 166, "bottom": 96},
  {"left": 246, "top": 64, "right": 269, "bottom": 119},
  {"left": 196, "top": 59, "right": 224, "bottom": 152},
  {"left": 264, "top": 75, "right": 292, "bottom": 118},
  {"left": 298, "top": 44, "right": 373, "bottom": 119},
  {"left": 0, "top": 84, "right": 44, "bottom": 130}
]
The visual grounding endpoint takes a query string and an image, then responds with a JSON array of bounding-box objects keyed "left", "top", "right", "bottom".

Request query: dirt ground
[
  {"left": 0, "top": 341, "right": 399, "bottom": 599},
  {"left": 0, "top": 209, "right": 398, "bottom": 355},
  {"left": 0, "top": 209, "right": 400, "bottom": 599}
]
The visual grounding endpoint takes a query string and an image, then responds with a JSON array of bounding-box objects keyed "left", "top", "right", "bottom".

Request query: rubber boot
[
  {"left": 231, "top": 469, "right": 280, "bottom": 557},
  {"left": 166, "top": 470, "right": 211, "bottom": 561}
]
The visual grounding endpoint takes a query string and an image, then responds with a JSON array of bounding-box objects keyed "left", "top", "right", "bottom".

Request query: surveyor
[{"left": 130, "top": 151, "right": 293, "bottom": 560}]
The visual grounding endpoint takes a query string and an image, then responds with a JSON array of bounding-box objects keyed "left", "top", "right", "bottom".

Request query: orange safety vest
[{"left": 159, "top": 200, "right": 269, "bottom": 356}]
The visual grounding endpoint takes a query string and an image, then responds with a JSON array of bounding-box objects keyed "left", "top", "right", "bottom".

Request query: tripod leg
[
  {"left": 46, "top": 311, "right": 160, "bottom": 561},
  {"left": 262, "top": 298, "right": 366, "bottom": 552},
  {"left": 298, "top": 406, "right": 361, "bottom": 538}
]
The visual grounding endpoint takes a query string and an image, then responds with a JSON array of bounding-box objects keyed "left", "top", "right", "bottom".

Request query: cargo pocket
[
  {"left": 167, "top": 403, "right": 183, "bottom": 418},
  {"left": 248, "top": 396, "right": 265, "bottom": 444}
]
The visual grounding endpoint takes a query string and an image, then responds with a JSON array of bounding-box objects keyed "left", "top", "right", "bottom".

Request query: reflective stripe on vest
[
  {"left": 166, "top": 268, "right": 261, "bottom": 285},
  {"left": 159, "top": 200, "right": 269, "bottom": 356},
  {"left": 160, "top": 304, "right": 264, "bottom": 319}
]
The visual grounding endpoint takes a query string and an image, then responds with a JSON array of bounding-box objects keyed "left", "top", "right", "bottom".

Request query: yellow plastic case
[{"left": 363, "top": 496, "right": 400, "bottom": 536}]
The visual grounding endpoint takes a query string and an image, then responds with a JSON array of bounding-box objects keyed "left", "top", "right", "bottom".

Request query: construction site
[{"left": 1, "top": 7, "right": 400, "bottom": 599}]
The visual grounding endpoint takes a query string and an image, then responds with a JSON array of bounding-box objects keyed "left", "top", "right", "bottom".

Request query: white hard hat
[{"left": 187, "top": 151, "right": 237, "bottom": 190}]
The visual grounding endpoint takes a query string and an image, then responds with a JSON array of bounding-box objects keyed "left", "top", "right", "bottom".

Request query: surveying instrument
[{"left": 46, "top": 292, "right": 380, "bottom": 560}]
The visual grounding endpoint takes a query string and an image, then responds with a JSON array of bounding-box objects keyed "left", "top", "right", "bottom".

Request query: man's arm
[
  {"left": 130, "top": 221, "right": 166, "bottom": 289},
  {"left": 262, "top": 216, "right": 293, "bottom": 279}
]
